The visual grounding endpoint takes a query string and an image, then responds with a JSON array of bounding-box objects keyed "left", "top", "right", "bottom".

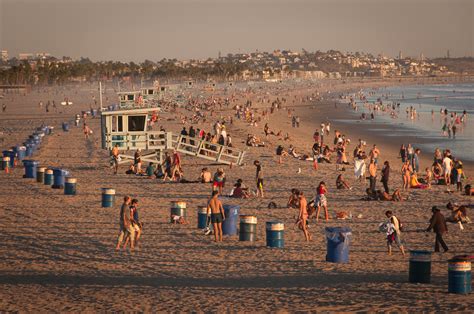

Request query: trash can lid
[{"left": 325, "top": 226, "right": 352, "bottom": 233}]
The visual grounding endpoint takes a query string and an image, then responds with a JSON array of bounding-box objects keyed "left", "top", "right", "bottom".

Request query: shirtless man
[
  {"left": 111, "top": 144, "right": 119, "bottom": 175},
  {"left": 207, "top": 190, "right": 226, "bottom": 242}
]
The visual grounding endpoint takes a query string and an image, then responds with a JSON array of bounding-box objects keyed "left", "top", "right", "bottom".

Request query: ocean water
[{"left": 358, "top": 83, "right": 474, "bottom": 162}]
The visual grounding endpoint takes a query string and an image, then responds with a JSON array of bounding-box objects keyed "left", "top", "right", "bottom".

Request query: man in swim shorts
[{"left": 207, "top": 190, "right": 226, "bottom": 242}]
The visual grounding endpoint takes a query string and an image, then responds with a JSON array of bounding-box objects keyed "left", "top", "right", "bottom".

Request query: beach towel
[{"left": 354, "top": 159, "right": 366, "bottom": 179}]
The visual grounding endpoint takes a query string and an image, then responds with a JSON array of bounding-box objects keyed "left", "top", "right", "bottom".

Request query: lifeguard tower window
[
  {"left": 128, "top": 115, "right": 146, "bottom": 132},
  {"left": 111, "top": 116, "right": 123, "bottom": 132},
  {"left": 147, "top": 89, "right": 153, "bottom": 95},
  {"left": 127, "top": 94, "right": 135, "bottom": 101},
  {"left": 160, "top": 87, "right": 166, "bottom": 91}
]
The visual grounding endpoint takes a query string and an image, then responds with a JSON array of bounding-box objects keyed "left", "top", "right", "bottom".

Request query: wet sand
[{"left": 0, "top": 80, "right": 473, "bottom": 312}]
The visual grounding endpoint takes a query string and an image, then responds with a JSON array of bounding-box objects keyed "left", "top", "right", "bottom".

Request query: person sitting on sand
[
  {"left": 134, "top": 149, "right": 143, "bottom": 174},
  {"left": 125, "top": 162, "right": 136, "bottom": 175},
  {"left": 199, "top": 167, "right": 212, "bottom": 183},
  {"left": 287, "top": 188, "right": 300, "bottom": 208},
  {"left": 154, "top": 163, "right": 165, "bottom": 179},
  {"left": 336, "top": 174, "right": 351, "bottom": 190},
  {"left": 230, "top": 182, "right": 250, "bottom": 198},
  {"left": 246, "top": 134, "right": 265, "bottom": 147},
  {"left": 410, "top": 172, "right": 427, "bottom": 189},
  {"left": 146, "top": 162, "right": 155, "bottom": 178},
  {"left": 288, "top": 145, "right": 300, "bottom": 158},
  {"left": 431, "top": 161, "right": 443, "bottom": 184}
]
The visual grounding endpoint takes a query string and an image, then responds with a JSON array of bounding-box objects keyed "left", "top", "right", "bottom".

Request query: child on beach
[
  {"left": 382, "top": 211, "right": 406, "bottom": 256},
  {"left": 315, "top": 181, "right": 329, "bottom": 221}
]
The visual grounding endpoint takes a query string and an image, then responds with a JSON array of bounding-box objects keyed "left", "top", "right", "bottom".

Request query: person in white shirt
[{"left": 442, "top": 156, "right": 453, "bottom": 185}]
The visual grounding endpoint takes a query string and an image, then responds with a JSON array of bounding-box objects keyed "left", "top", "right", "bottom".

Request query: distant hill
[{"left": 432, "top": 57, "right": 474, "bottom": 74}]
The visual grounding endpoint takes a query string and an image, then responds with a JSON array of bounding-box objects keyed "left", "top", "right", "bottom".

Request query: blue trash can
[
  {"left": 197, "top": 206, "right": 209, "bottom": 229},
  {"left": 23, "top": 160, "right": 39, "bottom": 178},
  {"left": 222, "top": 204, "right": 239, "bottom": 235},
  {"left": 266, "top": 221, "right": 284, "bottom": 248},
  {"left": 102, "top": 188, "right": 116, "bottom": 207},
  {"left": 2, "top": 150, "right": 15, "bottom": 168},
  {"left": 15, "top": 146, "right": 26, "bottom": 161},
  {"left": 409, "top": 250, "right": 432, "bottom": 283},
  {"left": 25, "top": 144, "right": 34, "bottom": 157},
  {"left": 448, "top": 257, "right": 471, "bottom": 294},
  {"left": 325, "top": 227, "right": 352, "bottom": 263},
  {"left": 62, "top": 122, "right": 69, "bottom": 132},
  {"left": 52, "top": 168, "right": 70, "bottom": 189},
  {"left": 44, "top": 169, "right": 54, "bottom": 186},
  {"left": 64, "top": 177, "right": 77, "bottom": 195}
]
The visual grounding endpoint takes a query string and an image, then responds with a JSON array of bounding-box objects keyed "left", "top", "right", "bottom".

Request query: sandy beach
[{"left": 0, "top": 79, "right": 473, "bottom": 312}]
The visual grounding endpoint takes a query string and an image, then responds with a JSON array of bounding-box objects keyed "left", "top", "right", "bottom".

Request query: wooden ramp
[{"left": 105, "top": 131, "right": 245, "bottom": 166}]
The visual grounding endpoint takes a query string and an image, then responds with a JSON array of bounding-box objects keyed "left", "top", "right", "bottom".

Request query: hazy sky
[{"left": 1, "top": 0, "right": 473, "bottom": 62}]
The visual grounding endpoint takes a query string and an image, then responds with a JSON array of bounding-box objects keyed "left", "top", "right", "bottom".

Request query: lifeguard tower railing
[{"left": 104, "top": 131, "right": 245, "bottom": 166}]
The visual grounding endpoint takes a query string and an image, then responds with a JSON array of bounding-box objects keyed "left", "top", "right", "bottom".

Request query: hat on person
[{"left": 431, "top": 206, "right": 440, "bottom": 212}]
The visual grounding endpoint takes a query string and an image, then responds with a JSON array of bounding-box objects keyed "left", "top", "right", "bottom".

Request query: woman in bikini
[
  {"left": 401, "top": 160, "right": 411, "bottom": 191},
  {"left": 297, "top": 191, "right": 311, "bottom": 241}
]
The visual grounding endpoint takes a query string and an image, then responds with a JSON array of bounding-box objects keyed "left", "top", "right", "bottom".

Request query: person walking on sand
[
  {"left": 254, "top": 160, "right": 264, "bottom": 198},
  {"left": 207, "top": 190, "right": 225, "bottom": 242},
  {"left": 111, "top": 144, "right": 120, "bottom": 175},
  {"left": 426, "top": 206, "right": 449, "bottom": 253},
  {"left": 116, "top": 196, "right": 135, "bottom": 251},
  {"left": 315, "top": 181, "right": 329, "bottom": 221},
  {"left": 384, "top": 211, "right": 405, "bottom": 256},
  {"left": 297, "top": 191, "right": 311, "bottom": 241}
]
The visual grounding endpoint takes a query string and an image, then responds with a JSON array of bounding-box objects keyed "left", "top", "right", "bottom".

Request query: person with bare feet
[
  {"left": 297, "top": 191, "right": 311, "bottom": 241},
  {"left": 207, "top": 190, "right": 225, "bottom": 242},
  {"left": 384, "top": 210, "right": 406, "bottom": 256},
  {"left": 111, "top": 144, "right": 120, "bottom": 175},
  {"left": 116, "top": 196, "right": 135, "bottom": 251},
  {"left": 315, "top": 181, "right": 329, "bottom": 221},
  {"left": 254, "top": 160, "right": 264, "bottom": 198}
]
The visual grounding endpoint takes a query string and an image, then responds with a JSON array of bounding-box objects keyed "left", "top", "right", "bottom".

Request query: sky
[{"left": 0, "top": 0, "right": 473, "bottom": 62}]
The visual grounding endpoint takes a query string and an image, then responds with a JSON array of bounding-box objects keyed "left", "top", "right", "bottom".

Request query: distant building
[
  {"left": 398, "top": 51, "right": 403, "bottom": 60},
  {"left": 19, "top": 53, "right": 34, "bottom": 61},
  {"left": 1, "top": 50, "right": 8, "bottom": 62},
  {"left": 36, "top": 52, "right": 51, "bottom": 59}
]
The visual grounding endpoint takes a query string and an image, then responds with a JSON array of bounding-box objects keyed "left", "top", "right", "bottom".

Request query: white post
[{"left": 99, "top": 81, "right": 103, "bottom": 111}]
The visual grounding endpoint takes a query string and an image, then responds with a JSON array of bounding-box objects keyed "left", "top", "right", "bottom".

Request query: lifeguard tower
[
  {"left": 118, "top": 91, "right": 143, "bottom": 109},
  {"left": 101, "top": 107, "right": 245, "bottom": 166},
  {"left": 141, "top": 87, "right": 160, "bottom": 103}
]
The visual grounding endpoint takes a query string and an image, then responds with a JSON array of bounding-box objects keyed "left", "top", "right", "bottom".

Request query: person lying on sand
[
  {"left": 377, "top": 189, "right": 403, "bottom": 202},
  {"left": 446, "top": 202, "right": 471, "bottom": 223}
]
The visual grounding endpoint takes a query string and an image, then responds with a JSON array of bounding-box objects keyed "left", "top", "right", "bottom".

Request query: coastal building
[
  {"left": 1, "top": 50, "right": 8, "bottom": 62},
  {"left": 19, "top": 53, "right": 34, "bottom": 61}
]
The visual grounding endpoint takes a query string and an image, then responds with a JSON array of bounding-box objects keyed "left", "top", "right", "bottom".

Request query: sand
[{"left": 0, "top": 79, "right": 473, "bottom": 312}]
